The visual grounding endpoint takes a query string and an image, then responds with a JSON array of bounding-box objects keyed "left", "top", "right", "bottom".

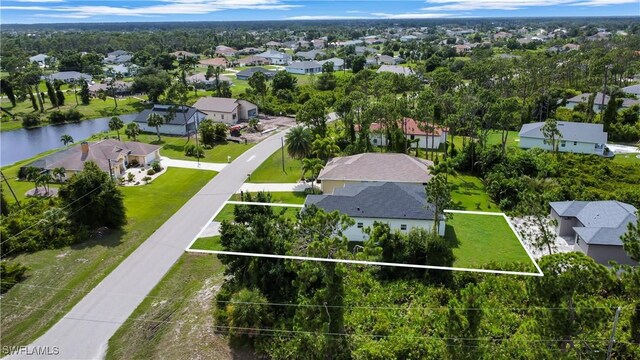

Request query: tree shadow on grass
[
  {"left": 70, "top": 228, "right": 124, "bottom": 250},
  {"left": 443, "top": 224, "right": 460, "bottom": 249}
]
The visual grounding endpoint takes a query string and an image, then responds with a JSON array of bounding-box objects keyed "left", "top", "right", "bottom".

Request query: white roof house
[
  {"left": 29, "top": 54, "right": 53, "bottom": 67},
  {"left": 518, "top": 121, "right": 611, "bottom": 156},
  {"left": 256, "top": 49, "right": 292, "bottom": 65},
  {"left": 319, "top": 58, "right": 344, "bottom": 71},
  {"left": 192, "top": 97, "right": 258, "bottom": 124},
  {"left": 622, "top": 84, "right": 640, "bottom": 97},
  {"left": 376, "top": 65, "right": 414, "bottom": 76},
  {"left": 285, "top": 61, "right": 322, "bottom": 75}
]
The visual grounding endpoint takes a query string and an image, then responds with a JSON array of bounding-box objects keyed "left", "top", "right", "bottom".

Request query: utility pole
[
  {"left": 606, "top": 306, "right": 621, "bottom": 360},
  {"left": 281, "top": 136, "right": 285, "bottom": 172},
  {"left": 107, "top": 159, "right": 114, "bottom": 181},
  {"left": 0, "top": 170, "right": 21, "bottom": 208}
]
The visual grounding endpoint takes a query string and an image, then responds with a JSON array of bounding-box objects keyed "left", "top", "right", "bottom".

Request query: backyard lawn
[
  {"left": 249, "top": 148, "right": 302, "bottom": 183},
  {"left": 0, "top": 92, "right": 149, "bottom": 132},
  {"left": 0, "top": 168, "right": 216, "bottom": 348},
  {"left": 230, "top": 191, "right": 307, "bottom": 204},
  {"left": 444, "top": 213, "right": 534, "bottom": 271},
  {"left": 190, "top": 236, "right": 222, "bottom": 251},
  {"left": 449, "top": 174, "right": 499, "bottom": 212},
  {"left": 106, "top": 253, "right": 243, "bottom": 359}
]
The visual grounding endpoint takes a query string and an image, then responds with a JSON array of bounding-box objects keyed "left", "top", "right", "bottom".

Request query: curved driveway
[{"left": 10, "top": 131, "right": 287, "bottom": 360}]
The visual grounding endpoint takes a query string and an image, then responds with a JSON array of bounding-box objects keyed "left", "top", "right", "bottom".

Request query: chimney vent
[{"left": 81, "top": 142, "right": 89, "bottom": 156}]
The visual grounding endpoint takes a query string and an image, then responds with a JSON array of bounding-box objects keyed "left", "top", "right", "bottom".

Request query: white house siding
[
  {"left": 519, "top": 137, "right": 602, "bottom": 155},
  {"left": 137, "top": 123, "right": 187, "bottom": 136},
  {"left": 577, "top": 239, "right": 637, "bottom": 266},
  {"left": 344, "top": 217, "right": 445, "bottom": 241},
  {"left": 238, "top": 100, "right": 259, "bottom": 120},
  {"left": 286, "top": 66, "right": 321, "bottom": 75},
  {"left": 202, "top": 109, "right": 238, "bottom": 124},
  {"left": 370, "top": 133, "right": 445, "bottom": 150},
  {"left": 144, "top": 150, "right": 160, "bottom": 165}
]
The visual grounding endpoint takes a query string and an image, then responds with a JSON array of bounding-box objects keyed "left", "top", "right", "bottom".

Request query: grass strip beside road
[{"left": 0, "top": 168, "right": 216, "bottom": 347}]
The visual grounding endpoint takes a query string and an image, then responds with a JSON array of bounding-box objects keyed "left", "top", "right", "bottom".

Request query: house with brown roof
[
  {"left": 170, "top": 51, "right": 199, "bottom": 59},
  {"left": 361, "top": 118, "right": 447, "bottom": 150},
  {"left": 215, "top": 45, "right": 237, "bottom": 57},
  {"left": 24, "top": 140, "right": 161, "bottom": 179},
  {"left": 237, "top": 55, "right": 270, "bottom": 67},
  {"left": 199, "top": 57, "right": 229, "bottom": 68},
  {"left": 192, "top": 97, "right": 258, "bottom": 124},
  {"left": 317, "top": 153, "right": 433, "bottom": 195}
]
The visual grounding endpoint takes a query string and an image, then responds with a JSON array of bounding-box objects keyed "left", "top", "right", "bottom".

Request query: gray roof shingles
[
  {"left": 306, "top": 182, "right": 438, "bottom": 221},
  {"left": 134, "top": 105, "right": 203, "bottom": 126},
  {"left": 318, "top": 153, "right": 433, "bottom": 183}
]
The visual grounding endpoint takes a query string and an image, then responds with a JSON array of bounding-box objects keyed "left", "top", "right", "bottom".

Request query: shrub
[
  {"left": 21, "top": 113, "right": 41, "bottom": 128},
  {"left": 65, "top": 109, "right": 83, "bottom": 123},
  {"left": 184, "top": 143, "right": 204, "bottom": 158},
  {"left": 151, "top": 160, "right": 162, "bottom": 172},
  {"left": 128, "top": 159, "right": 140, "bottom": 167},
  {"left": 48, "top": 111, "right": 66, "bottom": 124},
  {"left": 142, "top": 176, "right": 152, "bottom": 184},
  {"left": 127, "top": 172, "right": 135, "bottom": 183},
  {"left": 146, "top": 169, "right": 156, "bottom": 176},
  {"left": 0, "top": 261, "right": 29, "bottom": 294}
]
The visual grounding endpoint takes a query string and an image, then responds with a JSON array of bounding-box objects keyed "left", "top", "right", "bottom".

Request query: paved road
[{"left": 10, "top": 131, "right": 288, "bottom": 360}]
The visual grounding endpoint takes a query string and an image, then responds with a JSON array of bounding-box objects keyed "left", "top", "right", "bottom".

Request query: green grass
[
  {"left": 90, "top": 131, "right": 254, "bottom": 163},
  {"left": 449, "top": 174, "right": 499, "bottom": 212},
  {"left": 249, "top": 148, "right": 303, "bottom": 183},
  {"left": 0, "top": 168, "right": 217, "bottom": 348},
  {"left": 190, "top": 236, "right": 222, "bottom": 251},
  {"left": 444, "top": 213, "right": 533, "bottom": 270},
  {"left": 229, "top": 191, "right": 307, "bottom": 204},
  {"left": 1, "top": 92, "right": 149, "bottom": 132},
  {"left": 611, "top": 153, "right": 640, "bottom": 164},
  {"left": 106, "top": 253, "right": 238, "bottom": 359},
  {"left": 1, "top": 148, "right": 62, "bottom": 203},
  {"left": 214, "top": 203, "right": 300, "bottom": 222}
]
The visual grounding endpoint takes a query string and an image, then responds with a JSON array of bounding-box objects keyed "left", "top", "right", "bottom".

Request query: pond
[{"left": 1, "top": 114, "right": 139, "bottom": 166}]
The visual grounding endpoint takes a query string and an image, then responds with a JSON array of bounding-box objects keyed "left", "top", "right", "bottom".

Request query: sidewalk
[{"left": 161, "top": 156, "right": 227, "bottom": 171}]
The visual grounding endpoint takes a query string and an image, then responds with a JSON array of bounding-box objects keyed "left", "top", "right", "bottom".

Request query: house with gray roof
[
  {"left": 256, "top": 49, "right": 292, "bottom": 65},
  {"left": 44, "top": 71, "right": 93, "bottom": 83},
  {"left": 236, "top": 67, "right": 276, "bottom": 80},
  {"left": 376, "top": 65, "right": 415, "bottom": 76},
  {"left": 23, "top": 139, "right": 160, "bottom": 179},
  {"left": 295, "top": 49, "right": 325, "bottom": 60},
  {"left": 622, "top": 84, "right": 640, "bottom": 98},
  {"left": 305, "top": 182, "right": 445, "bottom": 241},
  {"left": 192, "top": 96, "right": 258, "bottom": 124},
  {"left": 103, "top": 50, "right": 132, "bottom": 64},
  {"left": 319, "top": 58, "right": 344, "bottom": 71},
  {"left": 285, "top": 61, "right": 322, "bottom": 75},
  {"left": 133, "top": 104, "right": 206, "bottom": 136},
  {"left": 565, "top": 92, "right": 640, "bottom": 112},
  {"left": 518, "top": 121, "right": 612, "bottom": 156},
  {"left": 317, "top": 153, "right": 432, "bottom": 195},
  {"left": 29, "top": 54, "right": 54, "bottom": 68},
  {"left": 550, "top": 201, "right": 637, "bottom": 265}
]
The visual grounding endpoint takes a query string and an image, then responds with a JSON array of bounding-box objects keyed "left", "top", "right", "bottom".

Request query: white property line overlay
[
  {"left": 186, "top": 208, "right": 543, "bottom": 277},
  {"left": 226, "top": 201, "right": 304, "bottom": 208}
]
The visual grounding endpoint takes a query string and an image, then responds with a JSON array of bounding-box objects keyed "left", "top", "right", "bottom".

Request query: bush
[
  {"left": 142, "top": 176, "right": 152, "bottom": 184},
  {"left": 146, "top": 169, "right": 156, "bottom": 175},
  {"left": 48, "top": 111, "right": 67, "bottom": 124},
  {"left": 128, "top": 159, "right": 140, "bottom": 167},
  {"left": 127, "top": 172, "right": 135, "bottom": 183},
  {"left": 21, "top": 113, "right": 41, "bottom": 128},
  {"left": 65, "top": 109, "right": 83, "bottom": 123},
  {"left": 0, "top": 261, "right": 29, "bottom": 294},
  {"left": 151, "top": 160, "right": 162, "bottom": 172},
  {"left": 184, "top": 143, "right": 204, "bottom": 158}
]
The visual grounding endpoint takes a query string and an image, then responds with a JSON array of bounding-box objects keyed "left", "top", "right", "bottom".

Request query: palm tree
[
  {"left": 311, "top": 135, "right": 340, "bottom": 161},
  {"left": 60, "top": 134, "right": 74, "bottom": 147},
  {"left": 285, "top": 126, "right": 313, "bottom": 160},
  {"left": 125, "top": 122, "right": 140, "bottom": 141},
  {"left": 147, "top": 113, "right": 165, "bottom": 142},
  {"left": 52, "top": 167, "right": 66, "bottom": 182},
  {"left": 37, "top": 172, "right": 52, "bottom": 194},
  {"left": 301, "top": 158, "right": 324, "bottom": 194},
  {"left": 109, "top": 116, "right": 124, "bottom": 141}
]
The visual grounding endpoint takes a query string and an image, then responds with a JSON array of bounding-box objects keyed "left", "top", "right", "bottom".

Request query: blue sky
[{"left": 1, "top": 0, "right": 638, "bottom": 24}]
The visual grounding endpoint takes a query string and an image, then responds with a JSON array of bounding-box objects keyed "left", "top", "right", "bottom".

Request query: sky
[{"left": 0, "top": 0, "right": 638, "bottom": 24}]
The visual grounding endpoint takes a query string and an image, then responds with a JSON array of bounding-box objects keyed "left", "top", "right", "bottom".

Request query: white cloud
[
  {"left": 421, "top": 0, "right": 637, "bottom": 11},
  {"left": 345, "top": 10, "right": 362, "bottom": 13},
  {"left": 285, "top": 15, "right": 371, "bottom": 20},
  {"left": 372, "top": 12, "right": 455, "bottom": 19},
  {"left": 1, "top": 0, "right": 300, "bottom": 18}
]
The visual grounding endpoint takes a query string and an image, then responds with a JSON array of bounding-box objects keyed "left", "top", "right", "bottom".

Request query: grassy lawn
[
  {"left": 190, "top": 236, "right": 223, "bottom": 251},
  {"left": 611, "top": 153, "right": 640, "bottom": 165},
  {"left": 214, "top": 203, "right": 300, "bottom": 222},
  {"left": 1, "top": 92, "right": 149, "bottom": 132},
  {"left": 106, "top": 253, "right": 246, "bottom": 359},
  {"left": 0, "top": 168, "right": 217, "bottom": 347},
  {"left": 1, "top": 149, "right": 62, "bottom": 203},
  {"left": 91, "top": 132, "right": 254, "bottom": 163},
  {"left": 449, "top": 174, "right": 499, "bottom": 212},
  {"left": 229, "top": 191, "right": 307, "bottom": 204},
  {"left": 249, "top": 148, "right": 302, "bottom": 183},
  {"left": 444, "top": 213, "right": 533, "bottom": 270}
]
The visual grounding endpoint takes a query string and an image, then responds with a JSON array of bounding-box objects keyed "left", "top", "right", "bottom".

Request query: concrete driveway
[{"left": 9, "top": 131, "right": 288, "bottom": 360}]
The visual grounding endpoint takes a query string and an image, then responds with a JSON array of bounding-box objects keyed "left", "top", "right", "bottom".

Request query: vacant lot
[
  {"left": 106, "top": 253, "right": 254, "bottom": 360},
  {"left": 215, "top": 203, "right": 300, "bottom": 223},
  {"left": 191, "top": 236, "right": 223, "bottom": 251},
  {"left": 444, "top": 213, "right": 534, "bottom": 271},
  {"left": 249, "top": 148, "right": 302, "bottom": 183},
  {"left": 0, "top": 168, "right": 216, "bottom": 347},
  {"left": 449, "top": 174, "right": 499, "bottom": 212}
]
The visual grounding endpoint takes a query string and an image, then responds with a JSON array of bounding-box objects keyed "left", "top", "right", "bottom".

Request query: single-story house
[
  {"left": 88, "top": 81, "right": 133, "bottom": 96},
  {"left": 295, "top": 49, "right": 325, "bottom": 60},
  {"left": 187, "top": 73, "right": 232, "bottom": 89},
  {"left": 311, "top": 39, "right": 325, "bottom": 48},
  {"left": 265, "top": 41, "right": 283, "bottom": 48},
  {"left": 375, "top": 55, "right": 403, "bottom": 65},
  {"left": 215, "top": 45, "right": 237, "bottom": 57},
  {"left": 317, "top": 153, "right": 433, "bottom": 195},
  {"left": 453, "top": 44, "right": 471, "bottom": 54},
  {"left": 305, "top": 182, "right": 445, "bottom": 241},
  {"left": 43, "top": 71, "right": 93, "bottom": 83},
  {"left": 192, "top": 97, "right": 258, "bottom": 124},
  {"left": 199, "top": 57, "right": 229, "bottom": 68},
  {"left": 376, "top": 65, "right": 414, "bottom": 76},
  {"left": 133, "top": 104, "right": 206, "bottom": 136},
  {"left": 361, "top": 117, "right": 447, "bottom": 150},
  {"left": 237, "top": 47, "right": 262, "bottom": 55},
  {"left": 105, "top": 64, "right": 137, "bottom": 77},
  {"left": 237, "top": 55, "right": 270, "bottom": 67},
  {"left": 518, "top": 121, "right": 612, "bottom": 156},
  {"left": 23, "top": 140, "right": 161, "bottom": 179},
  {"left": 29, "top": 54, "right": 54, "bottom": 67},
  {"left": 236, "top": 67, "right": 276, "bottom": 80},
  {"left": 550, "top": 201, "right": 638, "bottom": 265},
  {"left": 355, "top": 46, "right": 377, "bottom": 56},
  {"left": 286, "top": 61, "right": 322, "bottom": 75},
  {"left": 622, "top": 84, "right": 640, "bottom": 97},
  {"left": 257, "top": 49, "right": 292, "bottom": 65},
  {"left": 103, "top": 50, "right": 132, "bottom": 64},
  {"left": 319, "top": 58, "right": 345, "bottom": 71},
  {"left": 565, "top": 92, "right": 640, "bottom": 112},
  {"left": 170, "top": 51, "right": 199, "bottom": 59}
]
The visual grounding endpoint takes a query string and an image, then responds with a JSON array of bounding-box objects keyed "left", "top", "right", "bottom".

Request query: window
[
  {"left": 410, "top": 135, "right": 415, "bottom": 140},
  {"left": 221, "top": 114, "right": 225, "bottom": 120},
  {"left": 373, "top": 139, "right": 378, "bottom": 144},
  {"left": 357, "top": 222, "right": 363, "bottom": 229},
  {"left": 561, "top": 141, "right": 566, "bottom": 147},
  {"left": 573, "top": 141, "right": 577, "bottom": 146},
  {"left": 400, "top": 224, "right": 407, "bottom": 231}
]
